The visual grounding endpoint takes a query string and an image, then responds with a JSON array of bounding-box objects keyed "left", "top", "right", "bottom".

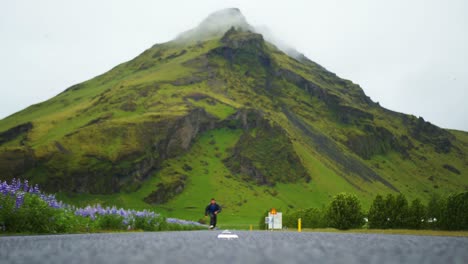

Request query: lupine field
[{"left": 0, "top": 179, "right": 206, "bottom": 234}]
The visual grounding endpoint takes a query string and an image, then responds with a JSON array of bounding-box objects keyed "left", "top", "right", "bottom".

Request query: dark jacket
[{"left": 205, "top": 203, "right": 221, "bottom": 216}]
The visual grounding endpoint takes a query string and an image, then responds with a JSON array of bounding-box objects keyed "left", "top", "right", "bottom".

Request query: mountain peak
[
  {"left": 176, "top": 8, "right": 253, "bottom": 42},
  {"left": 200, "top": 8, "right": 246, "bottom": 26}
]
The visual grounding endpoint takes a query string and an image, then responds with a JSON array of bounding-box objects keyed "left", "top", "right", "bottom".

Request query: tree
[
  {"left": 382, "top": 193, "right": 409, "bottom": 228},
  {"left": 426, "top": 194, "right": 445, "bottom": 229},
  {"left": 383, "top": 194, "right": 395, "bottom": 229},
  {"left": 393, "top": 194, "right": 409, "bottom": 228},
  {"left": 368, "top": 194, "right": 386, "bottom": 229},
  {"left": 407, "top": 198, "right": 426, "bottom": 229},
  {"left": 443, "top": 192, "right": 468, "bottom": 230},
  {"left": 326, "top": 193, "right": 364, "bottom": 230}
]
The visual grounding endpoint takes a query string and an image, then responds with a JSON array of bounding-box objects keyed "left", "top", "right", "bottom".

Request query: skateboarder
[{"left": 205, "top": 198, "right": 221, "bottom": 229}]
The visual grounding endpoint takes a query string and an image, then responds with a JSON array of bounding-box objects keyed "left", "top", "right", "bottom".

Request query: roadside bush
[
  {"left": 284, "top": 208, "right": 326, "bottom": 229},
  {"left": 134, "top": 215, "right": 165, "bottom": 231},
  {"left": 326, "top": 193, "right": 364, "bottom": 230},
  {"left": 0, "top": 194, "right": 59, "bottom": 233},
  {"left": 0, "top": 194, "right": 16, "bottom": 231},
  {"left": 258, "top": 210, "right": 269, "bottom": 230},
  {"left": 96, "top": 214, "right": 124, "bottom": 230},
  {"left": 53, "top": 209, "right": 91, "bottom": 233}
]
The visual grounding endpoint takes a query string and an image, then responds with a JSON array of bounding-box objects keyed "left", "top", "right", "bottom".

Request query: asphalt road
[{"left": 1, "top": 231, "right": 467, "bottom": 264}]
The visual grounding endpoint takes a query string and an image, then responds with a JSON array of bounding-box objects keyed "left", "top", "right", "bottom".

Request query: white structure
[{"left": 267, "top": 212, "right": 282, "bottom": 230}]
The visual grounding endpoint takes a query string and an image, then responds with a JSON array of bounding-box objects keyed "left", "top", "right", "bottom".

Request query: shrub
[
  {"left": 258, "top": 210, "right": 269, "bottom": 230},
  {"left": 326, "top": 193, "right": 364, "bottom": 230},
  {"left": 134, "top": 215, "right": 164, "bottom": 231},
  {"left": 96, "top": 214, "right": 124, "bottom": 230},
  {"left": 0, "top": 193, "right": 59, "bottom": 233},
  {"left": 284, "top": 208, "right": 326, "bottom": 229},
  {"left": 0, "top": 194, "right": 17, "bottom": 232}
]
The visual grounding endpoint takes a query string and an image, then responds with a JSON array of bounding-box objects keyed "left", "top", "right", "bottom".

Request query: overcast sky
[{"left": 1, "top": 0, "right": 467, "bottom": 131}]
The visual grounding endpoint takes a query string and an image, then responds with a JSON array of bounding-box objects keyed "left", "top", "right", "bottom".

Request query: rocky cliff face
[{"left": 0, "top": 109, "right": 218, "bottom": 193}]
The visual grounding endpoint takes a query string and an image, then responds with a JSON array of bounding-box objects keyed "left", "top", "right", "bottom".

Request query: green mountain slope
[{"left": 1, "top": 8, "right": 467, "bottom": 225}]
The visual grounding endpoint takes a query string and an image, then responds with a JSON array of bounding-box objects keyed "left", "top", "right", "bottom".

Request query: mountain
[{"left": 1, "top": 8, "right": 467, "bottom": 224}]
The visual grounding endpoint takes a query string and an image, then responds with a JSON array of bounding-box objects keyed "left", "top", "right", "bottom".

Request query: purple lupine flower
[
  {"left": 32, "top": 184, "right": 40, "bottom": 194},
  {"left": 23, "top": 180, "right": 29, "bottom": 192},
  {"left": 11, "top": 179, "right": 17, "bottom": 190},
  {"left": 0, "top": 181, "right": 8, "bottom": 195},
  {"left": 15, "top": 193, "right": 24, "bottom": 208},
  {"left": 2, "top": 178, "right": 203, "bottom": 228},
  {"left": 119, "top": 209, "right": 127, "bottom": 217},
  {"left": 13, "top": 179, "right": 21, "bottom": 193}
]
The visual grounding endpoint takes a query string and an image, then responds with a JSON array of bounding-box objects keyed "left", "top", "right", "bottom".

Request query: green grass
[{"left": 188, "top": 97, "right": 237, "bottom": 120}]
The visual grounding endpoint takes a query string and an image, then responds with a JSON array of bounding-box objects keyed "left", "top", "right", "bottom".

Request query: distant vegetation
[{"left": 280, "top": 192, "right": 468, "bottom": 231}]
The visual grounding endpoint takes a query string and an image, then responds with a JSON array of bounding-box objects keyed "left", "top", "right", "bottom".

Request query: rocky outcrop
[
  {"left": 345, "top": 126, "right": 413, "bottom": 160},
  {"left": 102, "top": 108, "right": 216, "bottom": 192},
  {"left": 276, "top": 68, "right": 374, "bottom": 124},
  {"left": 163, "top": 108, "right": 217, "bottom": 157},
  {"left": 221, "top": 27, "right": 264, "bottom": 50},
  {"left": 443, "top": 164, "right": 461, "bottom": 175},
  {"left": 221, "top": 108, "right": 265, "bottom": 130},
  {"left": 404, "top": 116, "right": 453, "bottom": 153},
  {"left": 211, "top": 28, "right": 270, "bottom": 69},
  {"left": 224, "top": 115, "right": 310, "bottom": 185},
  {"left": 144, "top": 175, "right": 187, "bottom": 204},
  {"left": 0, "top": 122, "right": 32, "bottom": 145},
  {"left": 0, "top": 147, "right": 36, "bottom": 180}
]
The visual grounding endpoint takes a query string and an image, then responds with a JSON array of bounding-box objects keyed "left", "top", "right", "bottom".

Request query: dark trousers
[{"left": 209, "top": 213, "right": 217, "bottom": 227}]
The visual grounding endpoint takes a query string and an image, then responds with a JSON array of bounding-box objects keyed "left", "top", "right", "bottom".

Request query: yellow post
[
  {"left": 249, "top": 224, "right": 253, "bottom": 231},
  {"left": 298, "top": 218, "right": 302, "bottom": 232}
]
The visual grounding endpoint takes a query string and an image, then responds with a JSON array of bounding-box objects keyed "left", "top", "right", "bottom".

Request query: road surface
[{"left": 1, "top": 231, "right": 467, "bottom": 264}]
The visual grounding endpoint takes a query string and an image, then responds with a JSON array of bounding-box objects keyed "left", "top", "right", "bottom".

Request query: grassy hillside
[
  {"left": 1, "top": 9, "right": 467, "bottom": 226},
  {"left": 57, "top": 128, "right": 366, "bottom": 226}
]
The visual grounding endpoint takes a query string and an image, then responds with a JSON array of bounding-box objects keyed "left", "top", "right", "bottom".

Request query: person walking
[{"left": 205, "top": 198, "right": 222, "bottom": 229}]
